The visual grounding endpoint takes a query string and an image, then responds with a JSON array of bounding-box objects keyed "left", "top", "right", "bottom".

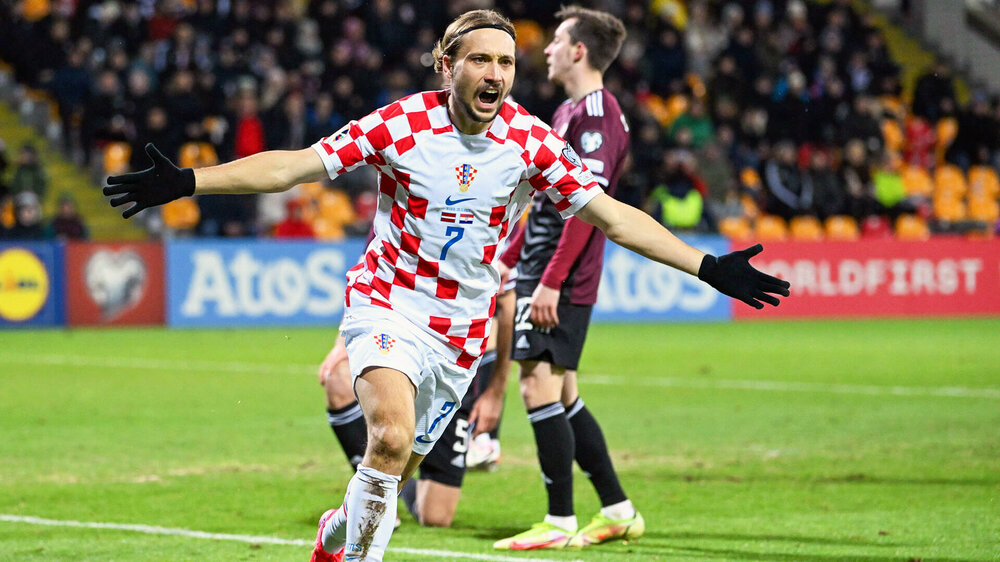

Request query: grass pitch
[{"left": 1, "top": 318, "right": 998, "bottom": 561}]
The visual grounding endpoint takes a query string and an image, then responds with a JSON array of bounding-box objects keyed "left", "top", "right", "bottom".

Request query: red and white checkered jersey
[{"left": 311, "top": 90, "right": 601, "bottom": 368}]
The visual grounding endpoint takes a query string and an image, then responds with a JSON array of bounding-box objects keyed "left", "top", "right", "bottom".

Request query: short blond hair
[{"left": 432, "top": 10, "right": 516, "bottom": 73}]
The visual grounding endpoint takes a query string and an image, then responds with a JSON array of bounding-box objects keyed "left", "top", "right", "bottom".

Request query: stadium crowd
[{"left": 1, "top": 0, "right": 999, "bottom": 239}]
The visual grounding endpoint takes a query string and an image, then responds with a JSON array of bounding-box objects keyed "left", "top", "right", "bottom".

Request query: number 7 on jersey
[{"left": 440, "top": 226, "right": 465, "bottom": 260}]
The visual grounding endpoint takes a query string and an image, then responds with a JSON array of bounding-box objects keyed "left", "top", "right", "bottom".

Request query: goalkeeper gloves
[
  {"left": 103, "top": 143, "right": 195, "bottom": 219},
  {"left": 698, "top": 244, "right": 791, "bottom": 309}
]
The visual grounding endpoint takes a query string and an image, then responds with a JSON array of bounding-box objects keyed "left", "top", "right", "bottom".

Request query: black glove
[
  {"left": 698, "top": 244, "right": 791, "bottom": 309},
  {"left": 103, "top": 143, "right": 195, "bottom": 219}
]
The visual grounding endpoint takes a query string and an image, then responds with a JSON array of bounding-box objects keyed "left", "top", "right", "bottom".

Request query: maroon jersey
[{"left": 506, "top": 88, "right": 630, "bottom": 304}]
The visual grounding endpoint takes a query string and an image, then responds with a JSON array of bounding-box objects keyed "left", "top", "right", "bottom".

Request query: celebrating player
[
  {"left": 103, "top": 9, "right": 789, "bottom": 561},
  {"left": 493, "top": 6, "right": 643, "bottom": 550}
]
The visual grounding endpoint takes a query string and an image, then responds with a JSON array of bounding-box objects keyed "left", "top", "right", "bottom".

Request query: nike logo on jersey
[{"left": 445, "top": 195, "right": 475, "bottom": 205}]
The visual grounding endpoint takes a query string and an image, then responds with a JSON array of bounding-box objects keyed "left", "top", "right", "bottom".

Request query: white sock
[
  {"left": 600, "top": 499, "right": 635, "bottom": 520},
  {"left": 343, "top": 465, "right": 400, "bottom": 561},
  {"left": 320, "top": 495, "right": 349, "bottom": 553},
  {"left": 544, "top": 513, "right": 577, "bottom": 532}
]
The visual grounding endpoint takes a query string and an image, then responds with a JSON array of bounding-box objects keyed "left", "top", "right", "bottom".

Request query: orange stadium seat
[
  {"left": 103, "top": 142, "right": 131, "bottom": 176},
  {"left": 789, "top": 215, "right": 823, "bottom": 241},
  {"left": 934, "top": 117, "right": 958, "bottom": 157},
  {"left": 967, "top": 194, "right": 1000, "bottom": 223},
  {"left": 162, "top": 198, "right": 200, "bottom": 231},
  {"left": 895, "top": 214, "right": 930, "bottom": 241},
  {"left": 933, "top": 164, "right": 967, "bottom": 198},
  {"left": 718, "top": 216, "right": 752, "bottom": 241},
  {"left": 754, "top": 214, "right": 788, "bottom": 241},
  {"left": 881, "top": 119, "right": 904, "bottom": 154},
  {"left": 968, "top": 166, "right": 1000, "bottom": 198},
  {"left": 1, "top": 198, "right": 14, "bottom": 229},
  {"left": 932, "top": 195, "right": 966, "bottom": 222},
  {"left": 901, "top": 165, "right": 933, "bottom": 197},
  {"left": 311, "top": 217, "right": 344, "bottom": 241},
  {"left": 824, "top": 215, "right": 860, "bottom": 240},
  {"left": 178, "top": 142, "right": 219, "bottom": 169}
]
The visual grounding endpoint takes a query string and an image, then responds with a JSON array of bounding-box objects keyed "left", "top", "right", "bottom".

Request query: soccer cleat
[
  {"left": 310, "top": 507, "right": 345, "bottom": 562},
  {"left": 466, "top": 434, "right": 501, "bottom": 471},
  {"left": 493, "top": 522, "right": 578, "bottom": 550},
  {"left": 573, "top": 510, "right": 645, "bottom": 546}
]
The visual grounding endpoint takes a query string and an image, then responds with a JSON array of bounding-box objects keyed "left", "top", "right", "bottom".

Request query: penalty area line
[{"left": 0, "top": 514, "right": 581, "bottom": 562}]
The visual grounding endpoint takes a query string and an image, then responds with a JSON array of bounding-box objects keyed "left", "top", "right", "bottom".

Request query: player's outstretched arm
[
  {"left": 576, "top": 192, "right": 791, "bottom": 308},
  {"left": 104, "top": 143, "right": 328, "bottom": 218}
]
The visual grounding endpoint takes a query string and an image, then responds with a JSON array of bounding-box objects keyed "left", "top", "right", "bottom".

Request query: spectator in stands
[
  {"left": 761, "top": 140, "right": 813, "bottom": 220},
  {"left": 50, "top": 47, "right": 90, "bottom": 155},
  {"left": 2, "top": 191, "right": 46, "bottom": 240},
  {"left": 670, "top": 99, "right": 715, "bottom": 149},
  {"left": 840, "top": 139, "right": 879, "bottom": 221},
  {"left": 47, "top": 192, "right": 89, "bottom": 240},
  {"left": 646, "top": 151, "right": 712, "bottom": 232},
  {"left": 81, "top": 69, "right": 126, "bottom": 165},
  {"left": 132, "top": 107, "right": 180, "bottom": 173},
  {"left": 306, "top": 93, "right": 346, "bottom": 145},
  {"left": 951, "top": 93, "right": 996, "bottom": 169},
  {"left": 912, "top": 62, "right": 956, "bottom": 123},
  {"left": 904, "top": 115, "right": 936, "bottom": 170},
  {"left": 839, "top": 95, "right": 884, "bottom": 153},
  {"left": 647, "top": 26, "right": 686, "bottom": 96},
  {"left": 807, "top": 150, "right": 846, "bottom": 221},
  {"left": 9, "top": 143, "right": 48, "bottom": 202},
  {"left": 273, "top": 200, "right": 315, "bottom": 239}
]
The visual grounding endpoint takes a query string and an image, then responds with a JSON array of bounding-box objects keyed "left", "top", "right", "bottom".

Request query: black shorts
[
  {"left": 510, "top": 293, "right": 593, "bottom": 371},
  {"left": 419, "top": 351, "right": 496, "bottom": 487}
]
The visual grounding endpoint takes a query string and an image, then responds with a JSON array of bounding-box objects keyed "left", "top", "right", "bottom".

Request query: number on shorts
[
  {"left": 416, "top": 401, "right": 456, "bottom": 444},
  {"left": 440, "top": 226, "right": 465, "bottom": 260}
]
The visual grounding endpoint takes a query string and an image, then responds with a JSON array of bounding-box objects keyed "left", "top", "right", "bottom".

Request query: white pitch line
[
  {"left": 3, "top": 353, "right": 998, "bottom": 399},
  {"left": 0, "top": 514, "right": 580, "bottom": 562}
]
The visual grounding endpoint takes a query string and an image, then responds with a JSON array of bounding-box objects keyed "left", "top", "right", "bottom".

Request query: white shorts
[{"left": 340, "top": 304, "right": 480, "bottom": 455}]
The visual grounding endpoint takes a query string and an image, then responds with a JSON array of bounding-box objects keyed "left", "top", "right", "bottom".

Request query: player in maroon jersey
[{"left": 494, "top": 6, "right": 645, "bottom": 550}]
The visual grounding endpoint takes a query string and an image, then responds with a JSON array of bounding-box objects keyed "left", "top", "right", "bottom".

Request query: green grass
[{"left": 1, "top": 319, "right": 998, "bottom": 561}]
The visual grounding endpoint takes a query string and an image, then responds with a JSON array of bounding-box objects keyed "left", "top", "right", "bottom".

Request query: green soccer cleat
[
  {"left": 574, "top": 510, "right": 645, "bottom": 545},
  {"left": 493, "top": 521, "right": 580, "bottom": 550}
]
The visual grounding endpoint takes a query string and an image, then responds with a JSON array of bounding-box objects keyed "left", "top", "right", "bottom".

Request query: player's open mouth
[{"left": 477, "top": 88, "right": 500, "bottom": 108}]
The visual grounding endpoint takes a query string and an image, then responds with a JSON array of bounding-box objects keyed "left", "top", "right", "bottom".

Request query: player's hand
[
  {"left": 529, "top": 283, "right": 560, "bottom": 329},
  {"left": 468, "top": 388, "right": 504, "bottom": 437},
  {"left": 698, "top": 244, "right": 790, "bottom": 309},
  {"left": 318, "top": 340, "right": 349, "bottom": 386},
  {"left": 497, "top": 262, "right": 511, "bottom": 288},
  {"left": 103, "top": 143, "right": 195, "bottom": 219}
]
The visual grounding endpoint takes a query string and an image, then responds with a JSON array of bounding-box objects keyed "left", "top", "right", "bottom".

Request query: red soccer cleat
[{"left": 310, "top": 507, "right": 345, "bottom": 562}]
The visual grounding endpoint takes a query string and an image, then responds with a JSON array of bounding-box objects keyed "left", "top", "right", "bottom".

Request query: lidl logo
[{"left": 0, "top": 248, "right": 50, "bottom": 322}]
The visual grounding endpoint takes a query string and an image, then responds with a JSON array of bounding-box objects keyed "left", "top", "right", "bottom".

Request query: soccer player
[
  {"left": 103, "top": 10, "right": 789, "bottom": 561},
  {"left": 492, "top": 7, "right": 646, "bottom": 550}
]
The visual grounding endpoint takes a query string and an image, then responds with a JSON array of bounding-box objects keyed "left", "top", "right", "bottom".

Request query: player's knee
[
  {"left": 323, "top": 364, "right": 356, "bottom": 408},
  {"left": 366, "top": 422, "right": 412, "bottom": 462},
  {"left": 419, "top": 508, "right": 454, "bottom": 528}
]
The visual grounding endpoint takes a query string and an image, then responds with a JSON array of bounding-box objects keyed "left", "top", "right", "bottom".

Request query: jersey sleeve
[
  {"left": 310, "top": 108, "right": 392, "bottom": 179},
  {"left": 565, "top": 110, "right": 629, "bottom": 193},
  {"left": 525, "top": 122, "right": 602, "bottom": 219}
]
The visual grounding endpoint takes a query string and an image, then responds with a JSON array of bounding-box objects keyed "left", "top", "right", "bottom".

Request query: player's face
[
  {"left": 544, "top": 19, "right": 578, "bottom": 84},
  {"left": 445, "top": 28, "right": 516, "bottom": 132}
]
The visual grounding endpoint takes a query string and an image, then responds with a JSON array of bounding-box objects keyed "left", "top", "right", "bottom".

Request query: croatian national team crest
[
  {"left": 455, "top": 164, "right": 477, "bottom": 192},
  {"left": 374, "top": 333, "right": 395, "bottom": 354}
]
